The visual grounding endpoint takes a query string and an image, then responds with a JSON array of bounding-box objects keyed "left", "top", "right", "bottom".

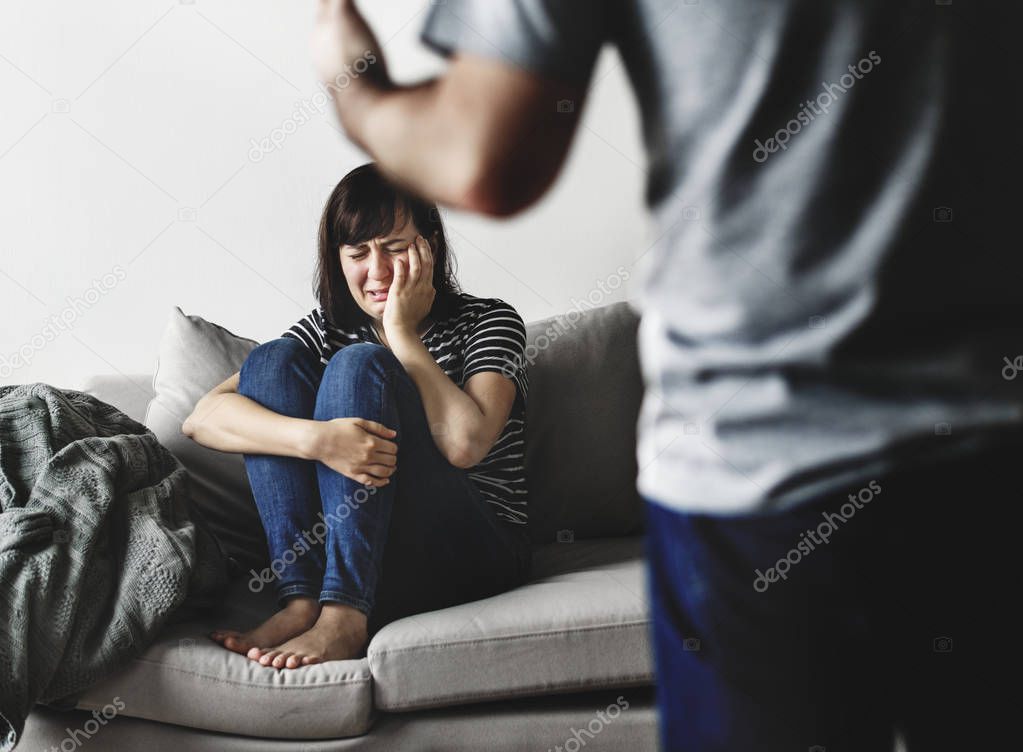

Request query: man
[{"left": 312, "top": 0, "right": 1019, "bottom": 749}]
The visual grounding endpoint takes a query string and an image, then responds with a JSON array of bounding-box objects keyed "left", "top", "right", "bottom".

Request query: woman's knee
[
  {"left": 324, "top": 342, "right": 395, "bottom": 373},
  {"left": 314, "top": 343, "right": 401, "bottom": 419},
  {"left": 239, "top": 338, "right": 318, "bottom": 399}
]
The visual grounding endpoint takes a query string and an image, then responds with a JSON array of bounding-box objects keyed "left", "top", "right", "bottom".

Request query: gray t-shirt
[{"left": 422, "top": 0, "right": 1023, "bottom": 515}]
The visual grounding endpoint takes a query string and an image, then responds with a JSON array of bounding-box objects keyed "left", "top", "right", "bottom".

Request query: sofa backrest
[
  {"left": 79, "top": 373, "right": 154, "bottom": 425},
  {"left": 80, "top": 300, "right": 646, "bottom": 554},
  {"left": 523, "top": 302, "right": 644, "bottom": 544}
]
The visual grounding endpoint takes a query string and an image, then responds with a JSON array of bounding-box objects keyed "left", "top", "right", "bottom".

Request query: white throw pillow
[{"left": 145, "top": 306, "right": 268, "bottom": 571}]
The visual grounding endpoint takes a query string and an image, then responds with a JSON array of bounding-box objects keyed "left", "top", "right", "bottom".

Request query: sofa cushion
[
  {"left": 523, "top": 302, "right": 644, "bottom": 543},
  {"left": 144, "top": 306, "right": 269, "bottom": 571},
  {"left": 40, "top": 688, "right": 659, "bottom": 751},
  {"left": 366, "top": 536, "right": 653, "bottom": 711},
  {"left": 73, "top": 577, "right": 375, "bottom": 739}
]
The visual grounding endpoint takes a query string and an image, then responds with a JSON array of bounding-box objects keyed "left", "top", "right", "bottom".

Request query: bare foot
[
  {"left": 209, "top": 596, "right": 320, "bottom": 656},
  {"left": 251, "top": 602, "right": 369, "bottom": 669}
]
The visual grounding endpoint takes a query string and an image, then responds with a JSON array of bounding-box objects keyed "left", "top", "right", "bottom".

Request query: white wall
[{"left": 0, "top": 0, "right": 647, "bottom": 390}]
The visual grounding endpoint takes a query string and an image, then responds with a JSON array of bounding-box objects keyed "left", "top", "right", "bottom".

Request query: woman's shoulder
[
  {"left": 297, "top": 306, "right": 366, "bottom": 343},
  {"left": 448, "top": 292, "right": 524, "bottom": 321},
  {"left": 445, "top": 294, "right": 527, "bottom": 352}
]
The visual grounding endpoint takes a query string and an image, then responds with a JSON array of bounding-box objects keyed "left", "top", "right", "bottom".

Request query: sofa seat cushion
[
  {"left": 72, "top": 578, "right": 374, "bottom": 739},
  {"left": 367, "top": 536, "right": 652, "bottom": 711}
]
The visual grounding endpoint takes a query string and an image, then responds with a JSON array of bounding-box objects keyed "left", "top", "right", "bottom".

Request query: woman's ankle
[
  {"left": 281, "top": 595, "right": 321, "bottom": 614},
  {"left": 318, "top": 602, "right": 368, "bottom": 634}
]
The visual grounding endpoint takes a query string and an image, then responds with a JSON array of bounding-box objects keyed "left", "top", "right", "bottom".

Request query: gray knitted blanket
[{"left": 0, "top": 383, "right": 231, "bottom": 751}]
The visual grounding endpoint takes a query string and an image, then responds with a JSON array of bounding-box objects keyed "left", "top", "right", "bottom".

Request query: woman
[{"left": 184, "top": 163, "right": 531, "bottom": 670}]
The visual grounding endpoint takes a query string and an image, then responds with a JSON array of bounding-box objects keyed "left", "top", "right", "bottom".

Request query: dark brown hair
[{"left": 314, "top": 163, "right": 461, "bottom": 330}]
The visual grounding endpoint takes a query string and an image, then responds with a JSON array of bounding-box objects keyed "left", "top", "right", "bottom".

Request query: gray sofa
[{"left": 20, "top": 301, "right": 660, "bottom": 751}]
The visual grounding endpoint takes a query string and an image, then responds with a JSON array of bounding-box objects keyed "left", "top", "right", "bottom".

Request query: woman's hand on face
[
  {"left": 383, "top": 234, "right": 436, "bottom": 336},
  {"left": 308, "top": 417, "right": 398, "bottom": 487}
]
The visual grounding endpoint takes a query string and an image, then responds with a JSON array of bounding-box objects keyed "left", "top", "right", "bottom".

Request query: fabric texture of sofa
[{"left": 19, "top": 300, "right": 659, "bottom": 751}]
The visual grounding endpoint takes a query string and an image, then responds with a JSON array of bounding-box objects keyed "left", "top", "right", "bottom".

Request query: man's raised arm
[{"left": 311, "top": 0, "right": 587, "bottom": 216}]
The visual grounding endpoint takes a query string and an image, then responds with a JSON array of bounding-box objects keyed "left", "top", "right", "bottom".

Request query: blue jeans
[
  {"left": 238, "top": 338, "right": 531, "bottom": 635},
  {"left": 642, "top": 431, "right": 1016, "bottom": 751}
]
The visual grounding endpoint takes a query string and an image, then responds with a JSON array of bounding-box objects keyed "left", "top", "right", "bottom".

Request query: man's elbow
[
  {"left": 459, "top": 177, "right": 525, "bottom": 218},
  {"left": 450, "top": 120, "right": 571, "bottom": 217},
  {"left": 458, "top": 161, "right": 546, "bottom": 218}
]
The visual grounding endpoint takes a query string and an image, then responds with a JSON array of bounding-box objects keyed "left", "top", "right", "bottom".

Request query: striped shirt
[{"left": 281, "top": 293, "right": 529, "bottom": 528}]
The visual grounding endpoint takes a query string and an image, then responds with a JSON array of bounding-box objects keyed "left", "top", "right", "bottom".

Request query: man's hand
[{"left": 312, "top": 0, "right": 391, "bottom": 104}]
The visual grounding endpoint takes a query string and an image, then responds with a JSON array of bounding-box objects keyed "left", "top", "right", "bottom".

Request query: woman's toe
[
  {"left": 228, "top": 634, "right": 257, "bottom": 652},
  {"left": 301, "top": 655, "right": 320, "bottom": 666},
  {"left": 246, "top": 646, "right": 265, "bottom": 660},
  {"left": 258, "top": 650, "right": 279, "bottom": 666},
  {"left": 271, "top": 652, "right": 293, "bottom": 668}
]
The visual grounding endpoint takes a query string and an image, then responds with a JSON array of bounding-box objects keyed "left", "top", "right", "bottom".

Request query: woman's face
[{"left": 340, "top": 212, "right": 422, "bottom": 321}]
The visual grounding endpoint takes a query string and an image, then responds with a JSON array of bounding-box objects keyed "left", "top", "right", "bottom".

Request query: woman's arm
[
  {"left": 379, "top": 238, "right": 521, "bottom": 468},
  {"left": 181, "top": 371, "right": 318, "bottom": 460},
  {"left": 387, "top": 330, "right": 515, "bottom": 469},
  {"left": 182, "top": 371, "right": 399, "bottom": 487}
]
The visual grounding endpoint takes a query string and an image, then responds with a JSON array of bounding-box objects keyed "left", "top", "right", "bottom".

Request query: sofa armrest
[{"left": 79, "top": 373, "right": 155, "bottom": 425}]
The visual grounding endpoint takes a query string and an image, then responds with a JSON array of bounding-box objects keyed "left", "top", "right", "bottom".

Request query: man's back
[{"left": 616, "top": 0, "right": 1023, "bottom": 512}]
